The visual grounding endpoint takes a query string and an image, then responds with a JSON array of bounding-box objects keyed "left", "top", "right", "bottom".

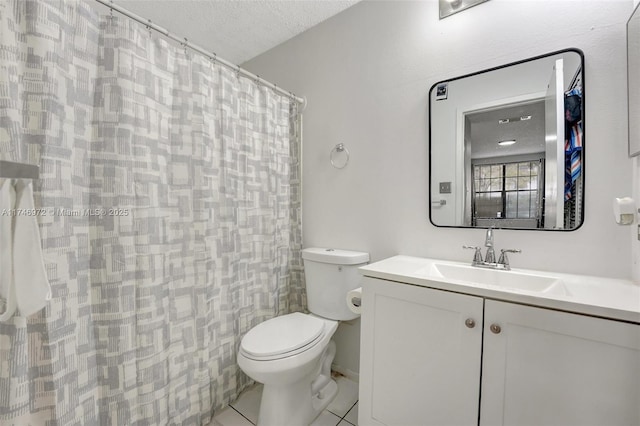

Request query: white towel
[
  {"left": 0, "top": 179, "right": 17, "bottom": 321},
  {"left": 13, "top": 179, "right": 51, "bottom": 317},
  {"left": 0, "top": 179, "right": 51, "bottom": 321}
]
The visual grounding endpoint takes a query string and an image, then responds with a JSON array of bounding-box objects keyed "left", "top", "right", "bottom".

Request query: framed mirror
[
  {"left": 628, "top": 3, "right": 640, "bottom": 157},
  {"left": 429, "top": 49, "right": 584, "bottom": 230}
]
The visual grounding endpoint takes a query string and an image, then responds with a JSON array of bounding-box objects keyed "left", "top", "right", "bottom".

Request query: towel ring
[{"left": 330, "top": 143, "right": 350, "bottom": 169}]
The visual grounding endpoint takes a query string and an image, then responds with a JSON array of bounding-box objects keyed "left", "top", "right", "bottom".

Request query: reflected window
[{"left": 472, "top": 159, "right": 544, "bottom": 226}]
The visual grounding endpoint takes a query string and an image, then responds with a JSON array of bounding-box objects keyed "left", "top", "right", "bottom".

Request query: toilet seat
[{"left": 240, "top": 312, "right": 326, "bottom": 361}]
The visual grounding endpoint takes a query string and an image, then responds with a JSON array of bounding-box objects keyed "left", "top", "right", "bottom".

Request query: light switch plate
[{"left": 439, "top": 182, "right": 451, "bottom": 194}]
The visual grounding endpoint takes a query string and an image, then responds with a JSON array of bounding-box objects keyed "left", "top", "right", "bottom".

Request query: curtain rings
[
  {"left": 181, "top": 37, "right": 188, "bottom": 57},
  {"left": 290, "top": 92, "right": 300, "bottom": 114}
]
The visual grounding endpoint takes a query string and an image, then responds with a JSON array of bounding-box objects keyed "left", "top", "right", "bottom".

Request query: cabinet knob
[
  {"left": 490, "top": 324, "right": 502, "bottom": 334},
  {"left": 465, "top": 318, "right": 476, "bottom": 328}
]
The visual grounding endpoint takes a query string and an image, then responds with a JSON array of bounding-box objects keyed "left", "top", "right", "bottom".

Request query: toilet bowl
[
  {"left": 237, "top": 248, "right": 369, "bottom": 426},
  {"left": 238, "top": 313, "right": 339, "bottom": 426}
]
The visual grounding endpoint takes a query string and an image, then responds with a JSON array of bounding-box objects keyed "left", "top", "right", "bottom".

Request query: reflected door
[{"left": 543, "top": 58, "right": 565, "bottom": 229}]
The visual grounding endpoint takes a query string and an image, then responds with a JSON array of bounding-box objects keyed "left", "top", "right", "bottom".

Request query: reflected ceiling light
[
  {"left": 499, "top": 115, "right": 532, "bottom": 124},
  {"left": 439, "top": 0, "right": 490, "bottom": 19},
  {"left": 498, "top": 140, "right": 517, "bottom": 146}
]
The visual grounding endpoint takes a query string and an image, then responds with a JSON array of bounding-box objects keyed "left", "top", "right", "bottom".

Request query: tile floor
[{"left": 211, "top": 376, "right": 359, "bottom": 426}]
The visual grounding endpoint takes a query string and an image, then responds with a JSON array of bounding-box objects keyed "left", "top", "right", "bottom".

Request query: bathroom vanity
[{"left": 357, "top": 256, "right": 640, "bottom": 426}]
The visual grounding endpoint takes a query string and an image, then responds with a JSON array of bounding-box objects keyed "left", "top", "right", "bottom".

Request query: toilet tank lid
[{"left": 302, "top": 248, "right": 369, "bottom": 265}]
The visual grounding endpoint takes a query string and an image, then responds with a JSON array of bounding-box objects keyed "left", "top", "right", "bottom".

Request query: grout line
[
  {"left": 229, "top": 405, "right": 256, "bottom": 426},
  {"left": 331, "top": 410, "right": 345, "bottom": 426},
  {"left": 337, "top": 401, "right": 358, "bottom": 426}
]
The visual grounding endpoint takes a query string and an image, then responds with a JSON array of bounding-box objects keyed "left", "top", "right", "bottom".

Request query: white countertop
[{"left": 359, "top": 255, "right": 640, "bottom": 324}]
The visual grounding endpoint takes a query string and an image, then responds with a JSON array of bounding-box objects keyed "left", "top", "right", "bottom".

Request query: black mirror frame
[{"left": 428, "top": 48, "right": 585, "bottom": 231}]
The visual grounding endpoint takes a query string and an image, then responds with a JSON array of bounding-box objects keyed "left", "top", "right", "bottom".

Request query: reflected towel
[
  {"left": 0, "top": 179, "right": 17, "bottom": 321},
  {"left": 12, "top": 179, "right": 51, "bottom": 317}
]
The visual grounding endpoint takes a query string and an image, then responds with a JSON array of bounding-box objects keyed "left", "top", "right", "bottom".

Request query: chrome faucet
[
  {"left": 484, "top": 227, "right": 496, "bottom": 264},
  {"left": 463, "top": 227, "right": 521, "bottom": 270}
]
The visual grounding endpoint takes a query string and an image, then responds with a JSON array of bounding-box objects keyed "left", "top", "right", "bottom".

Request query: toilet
[{"left": 237, "top": 247, "right": 369, "bottom": 426}]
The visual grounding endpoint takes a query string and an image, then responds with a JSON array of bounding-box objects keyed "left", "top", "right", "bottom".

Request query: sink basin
[
  {"left": 423, "top": 262, "right": 569, "bottom": 295},
  {"left": 359, "top": 255, "right": 640, "bottom": 323}
]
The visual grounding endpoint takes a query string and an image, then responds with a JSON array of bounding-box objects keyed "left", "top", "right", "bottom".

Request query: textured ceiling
[
  {"left": 111, "top": 0, "right": 360, "bottom": 64},
  {"left": 467, "top": 101, "right": 546, "bottom": 160}
]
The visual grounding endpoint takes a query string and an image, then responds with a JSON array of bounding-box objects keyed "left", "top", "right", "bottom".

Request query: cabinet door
[
  {"left": 481, "top": 300, "right": 640, "bottom": 426},
  {"left": 359, "top": 277, "right": 484, "bottom": 426}
]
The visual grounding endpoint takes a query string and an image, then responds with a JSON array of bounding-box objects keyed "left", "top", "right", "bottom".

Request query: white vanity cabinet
[
  {"left": 358, "top": 276, "right": 640, "bottom": 426},
  {"left": 358, "top": 276, "right": 484, "bottom": 426},
  {"left": 480, "top": 300, "right": 640, "bottom": 426}
]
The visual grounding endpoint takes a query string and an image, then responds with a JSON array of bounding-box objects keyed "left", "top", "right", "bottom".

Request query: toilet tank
[{"left": 302, "top": 248, "right": 370, "bottom": 321}]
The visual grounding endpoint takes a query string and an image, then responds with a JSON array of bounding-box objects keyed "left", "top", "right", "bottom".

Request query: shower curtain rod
[{"left": 94, "top": 0, "right": 306, "bottom": 106}]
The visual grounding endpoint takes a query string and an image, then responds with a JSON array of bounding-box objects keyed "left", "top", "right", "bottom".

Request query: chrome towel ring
[{"left": 330, "top": 143, "right": 350, "bottom": 169}]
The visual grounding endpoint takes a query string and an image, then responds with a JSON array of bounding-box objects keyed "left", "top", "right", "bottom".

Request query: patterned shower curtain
[{"left": 0, "top": 1, "right": 304, "bottom": 424}]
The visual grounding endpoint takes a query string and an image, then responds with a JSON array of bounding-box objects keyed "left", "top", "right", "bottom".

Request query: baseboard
[{"left": 331, "top": 364, "right": 359, "bottom": 382}]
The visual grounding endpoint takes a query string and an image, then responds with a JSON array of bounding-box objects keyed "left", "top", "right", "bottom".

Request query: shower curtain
[{"left": 0, "top": 0, "right": 304, "bottom": 424}]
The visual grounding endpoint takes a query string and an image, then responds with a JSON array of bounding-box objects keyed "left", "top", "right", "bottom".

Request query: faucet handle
[
  {"left": 500, "top": 249, "right": 522, "bottom": 256},
  {"left": 463, "top": 245, "right": 483, "bottom": 264},
  {"left": 498, "top": 249, "right": 521, "bottom": 269}
]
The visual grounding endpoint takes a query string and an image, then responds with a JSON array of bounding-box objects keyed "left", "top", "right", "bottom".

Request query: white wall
[{"left": 245, "top": 0, "right": 635, "bottom": 376}]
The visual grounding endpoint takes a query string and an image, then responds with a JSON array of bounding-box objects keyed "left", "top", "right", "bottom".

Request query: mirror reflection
[{"left": 429, "top": 49, "right": 584, "bottom": 230}]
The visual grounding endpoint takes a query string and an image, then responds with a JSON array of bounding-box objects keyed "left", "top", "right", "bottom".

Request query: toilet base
[
  {"left": 257, "top": 376, "right": 338, "bottom": 426},
  {"left": 256, "top": 341, "right": 338, "bottom": 426},
  {"left": 312, "top": 378, "right": 338, "bottom": 413}
]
